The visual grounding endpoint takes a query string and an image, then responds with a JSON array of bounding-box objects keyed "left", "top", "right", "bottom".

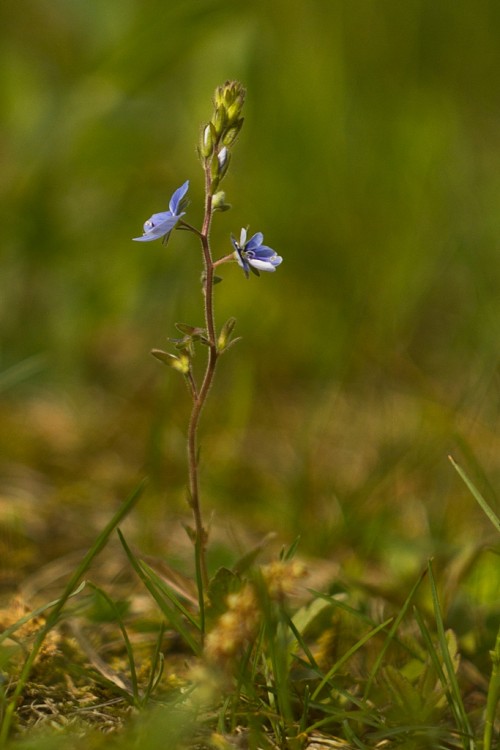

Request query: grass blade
[
  {"left": 139, "top": 560, "right": 200, "bottom": 630},
  {"left": 117, "top": 530, "right": 201, "bottom": 656},
  {"left": 311, "top": 618, "right": 393, "bottom": 702},
  {"left": 87, "top": 583, "right": 140, "bottom": 704},
  {"left": 142, "top": 621, "right": 166, "bottom": 704},
  {"left": 364, "top": 566, "right": 428, "bottom": 700},
  {"left": 448, "top": 455, "right": 500, "bottom": 534},
  {"left": 415, "top": 560, "right": 475, "bottom": 750}
]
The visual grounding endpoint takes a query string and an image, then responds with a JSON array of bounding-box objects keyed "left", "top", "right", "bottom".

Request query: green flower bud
[
  {"left": 226, "top": 100, "right": 243, "bottom": 125},
  {"left": 207, "top": 82, "right": 246, "bottom": 186},
  {"left": 212, "top": 191, "right": 231, "bottom": 212},
  {"left": 214, "top": 81, "right": 233, "bottom": 108},
  {"left": 222, "top": 119, "right": 244, "bottom": 147},
  {"left": 200, "top": 123, "right": 215, "bottom": 159},
  {"left": 217, "top": 147, "right": 230, "bottom": 179},
  {"left": 213, "top": 81, "right": 246, "bottom": 127},
  {"left": 211, "top": 105, "right": 226, "bottom": 136}
]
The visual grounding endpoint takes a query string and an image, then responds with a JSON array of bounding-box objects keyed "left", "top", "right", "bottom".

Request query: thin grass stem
[
  {"left": 448, "top": 455, "right": 500, "bottom": 534},
  {"left": 87, "top": 583, "right": 140, "bottom": 705}
]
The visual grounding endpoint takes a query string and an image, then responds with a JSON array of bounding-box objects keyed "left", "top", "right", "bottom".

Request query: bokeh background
[{"left": 2, "top": 0, "right": 500, "bottom": 597}]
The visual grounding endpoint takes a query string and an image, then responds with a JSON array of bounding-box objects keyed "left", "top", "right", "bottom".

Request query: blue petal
[
  {"left": 133, "top": 213, "right": 179, "bottom": 241},
  {"left": 169, "top": 180, "right": 190, "bottom": 215},
  {"left": 148, "top": 210, "right": 172, "bottom": 224},
  {"left": 245, "top": 232, "right": 264, "bottom": 252},
  {"left": 254, "top": 245, "right": 276, "bottom": 259}
]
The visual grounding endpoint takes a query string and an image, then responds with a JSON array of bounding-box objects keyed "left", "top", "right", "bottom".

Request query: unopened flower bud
[
  {"left": 222, "top": 119, "right": 244, "bottom": 147},
  {"left": 211, "top": 105, "right": 226, "bottom": 136},
  {"left": 200, "top": 123, "right": 215, "bottom": 158},
  {"left": 212, "top": 191, "right": 231, "bottom": 212},
  {"left": 213, "top": 81, "right": 246, "bottom": 128},
  {"left": 226, "top": 100, "right": 243, "bottom": 125},
  {"left": 217, "top": 146, "right": 229, "bottom": 173}
]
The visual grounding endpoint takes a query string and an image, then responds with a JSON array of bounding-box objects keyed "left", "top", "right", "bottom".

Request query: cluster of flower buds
[
  {"left": 133, "top": 80, "right": 282, "bottom": 279},
  {"left": 199, "top": 80, "right": 246, "bottom": 194}
]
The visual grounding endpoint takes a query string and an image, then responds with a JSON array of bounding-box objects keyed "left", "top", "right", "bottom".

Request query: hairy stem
[{"left": 186, "top": 166, "right": 218, "bottom": 609}]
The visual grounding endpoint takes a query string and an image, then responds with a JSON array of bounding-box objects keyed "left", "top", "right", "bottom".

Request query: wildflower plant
[{"left": 133, "top": 81, "right": 282, "bottom": 629}]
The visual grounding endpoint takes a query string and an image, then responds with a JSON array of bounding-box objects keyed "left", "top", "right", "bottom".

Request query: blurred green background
[{"left": 2, "top": 0, "right": 500, "bottom": 583}]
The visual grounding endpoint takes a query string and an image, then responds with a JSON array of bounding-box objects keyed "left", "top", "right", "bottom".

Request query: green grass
[{"left": 1, "top": 511, "right": 498, "bottom": 748}]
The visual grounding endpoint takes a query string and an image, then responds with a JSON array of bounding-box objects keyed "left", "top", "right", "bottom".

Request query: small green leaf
[
  {"left": 151, "top": 349, "right": 190, "bottom": 374},
  {"left": 175, "top": 322, "right": 206, "bottom": 337},
  {"left": 216, "top": 317, "right": 242, "bottom": 352},
  {"left": 182, "top": 522, "right": 196, "bottom": 544}
]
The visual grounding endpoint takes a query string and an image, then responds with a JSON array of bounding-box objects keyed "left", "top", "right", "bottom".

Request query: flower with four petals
[
  {"left": 133, "top": 180, "right": 189, "bottom": 243},
  {"left": 231, "top": 228, "right": 283, "bottom": 278}
]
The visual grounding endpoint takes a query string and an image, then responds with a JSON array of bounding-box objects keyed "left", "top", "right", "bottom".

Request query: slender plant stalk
[
  {"left": 145, "top": 83, "right": 250, "bottom": 628},
  {"left": 186, "top": 173, "right": 217, "bottom": 595}
]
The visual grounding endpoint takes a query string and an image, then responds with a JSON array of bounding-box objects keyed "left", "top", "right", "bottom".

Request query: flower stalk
[
  {"left": 132, "top": 81, "right": 282, "bottom": 638},
  {"left": 186, "top": 179, "right": 216, "bottom": 599}
]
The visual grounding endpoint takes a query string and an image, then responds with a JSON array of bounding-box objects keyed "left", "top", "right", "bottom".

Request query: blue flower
[
  {"left": 133, "top": 180, "right": 189, "bottom": 243},
  {"left": 231, "top": 228, "right": 282, "bottom": 278}
]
